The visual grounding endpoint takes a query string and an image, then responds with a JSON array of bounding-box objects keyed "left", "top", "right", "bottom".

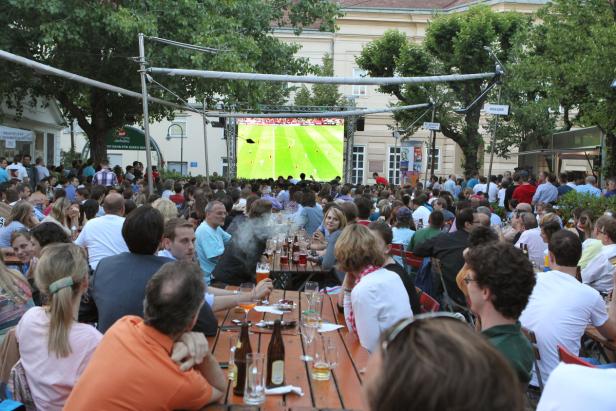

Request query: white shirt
[
  {"left": 16, "top": 307, "right": 102, "bottom": 411},
  {"left": 36, "top": 164, "right": 50, "bottom": 181},
  {"left": 515, "top": 227, "right": 547, "bottom": 268},
  {"left": 498, "top": 188, "right": 507, "bottom": 207},
  {"left": 519, "top": 270, "right": 608, "bottom": 387},
  {"left": 472, "top": 183, "right": 487, "bottom": 194},
  {"left": 74, "top": 214, "right": 129, "bottom": 269},
  {"left": 6, "top": 163, "right": 28, "bottom": 181},
  {"left": 581, "top": 243, "right": 616, "bottom": 294},
  {"left": 344, "top": 267, "right": 412, "bottom": 352},
  {"left": 412, "top": 205, "right": 431, "bottom": 228},
  {"left": 537, "top": 363, "right": 616, "bottom": 411}
]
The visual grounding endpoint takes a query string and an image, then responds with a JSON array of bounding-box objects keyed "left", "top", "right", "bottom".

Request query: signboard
[
  {"left": 423, "top": 122, "right": 441, "bottom": 131},
  {"left": 190, "top": 162, "right": 198, "bottom": 168},
  {"left": 484, "top": 104, "right": 510, "bottom": 115},
  {"left": 0, "top": 126, "right": 33, "bottom": 141},
  {"left": 106, "top": 126, "right": 156, "bottom": 151}
]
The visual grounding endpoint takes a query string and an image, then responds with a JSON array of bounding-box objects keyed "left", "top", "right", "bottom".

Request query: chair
[
  {"left": 403, "top": 251, "right": 424, "bottom": 270},
  {"left": 521, "top": 327, "right": 544, "bottom": 391},
  {"left": 431, "top": 258, "right": 472, "bottom": 321},
  {"left": 416, "top": 287, "right": 440, "bottom": 313},
  {"left": 8, "top": 361, "right": 34, "bottom": 411},
  {"left": 558, "top": 345, "right": 597, "bottom": 368},
  {"left": 388, "top": 244, "right": 403, "bottom": 257}
]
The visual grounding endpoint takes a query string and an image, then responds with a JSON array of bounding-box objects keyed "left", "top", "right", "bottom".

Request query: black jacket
[{"left": 413, "top": 229, "right": 469, "bottom": 306}]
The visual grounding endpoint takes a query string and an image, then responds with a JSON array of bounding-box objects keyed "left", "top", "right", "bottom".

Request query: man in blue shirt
[
  {"left": 575, "top": 176, "right": 602, "bottom": 197},
  {"left": 0, "top": 157, "right": 8, "bottom": 184},
  {"left": 443, "top": 174, "right": 456, "bottom": 194},
  {"left": 195, "top": 201, "right": 232, "bottom": 285},
  {"left": 532, "top": 171, "right": 558, "bottom": 205},
  {"left": 467, "top": 172, "right": 480, "bottom": 189},
  {"left": 557, "top": 173, "right": 574, "bottom": 198}
]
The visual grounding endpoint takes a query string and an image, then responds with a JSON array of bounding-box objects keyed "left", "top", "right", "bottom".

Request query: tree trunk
[
  {"left": 605, "top": 131, "right": 616, "bottom": 178},
  {"left": 88, "top": 129, "right": 108, "bottom": 165}
]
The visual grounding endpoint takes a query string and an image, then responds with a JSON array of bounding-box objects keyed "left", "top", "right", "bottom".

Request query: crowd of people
[{"left": 0, "top": 155, "right": 615, "bottom": 410}]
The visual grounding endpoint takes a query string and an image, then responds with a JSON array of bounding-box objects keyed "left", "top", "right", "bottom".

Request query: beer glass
[
  {"left": 300, "top": 311, "right": 320, "bottom": 362},
  {"left": 244, "top": 353, "right": 266, "bottom": 405},
  {"left": 304, "top": 281, "right": 318, "bottom": 307},
  {"left": 311, "top": 336, "right": 338, "bottom": 381},
  {"left": 255, "top": 262, "right": 271, "bottom": 304},
  {"left": 238, "top": 283, "right": 257, "bottom": 324}
]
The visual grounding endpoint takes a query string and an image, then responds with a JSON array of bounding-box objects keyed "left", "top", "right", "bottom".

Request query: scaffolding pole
[{"left": 138, "top": 34, "right": 155, "bottom": 195}]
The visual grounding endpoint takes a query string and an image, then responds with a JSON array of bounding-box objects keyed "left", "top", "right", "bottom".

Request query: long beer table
[
  {"left": 268, "top": 253, "right": 331, "bottom": 291},
  {"left": 205, "top": 289, "right": 370, "bottom": 411}
]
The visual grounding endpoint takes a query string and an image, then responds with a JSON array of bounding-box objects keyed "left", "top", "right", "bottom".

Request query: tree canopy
[
  {"left": 0, "top": 0, "right": 341, "bottom": 164},
  {"left": 293, "top": 54, "right": 347, "bottom": 107},
  {"left": 357, "top": 6, "right": 530, "bottom": 176}
]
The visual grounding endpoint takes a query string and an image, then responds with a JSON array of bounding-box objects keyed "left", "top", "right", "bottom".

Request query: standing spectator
[
  {"left": 91, "top": 205, "right": 217, "bottom": 335},
  {"left": 296, "top": 191, "right": 324, "bottom": 236},
  {"left": 466, "top": 172, "right": 480, "bottom": 189},
  {"left": 169, "top": 182, "right": 185, "bottom": 206},
  {"left": 64, "top": 176, "right": 79, "bottom": 202},
  {"left": 81, "top": 159, "right": 95, "bottom": 181},
  {"left": 0, "top": 157, "right": 9, "bottom": 184},
  {"left": 373, "top": 172, "right": 389, "bottom": 186},
  {"left": 64, "top": 262, "right": 226, "bottom": 410},
  {"left": 34, "top": 157, "right": 50, "bottom": 182},
  {"left": 557, "top": 173, "right": 574, "bottom": 198},
  {"left": 520, "top": 230, "right": 616, "bottom": 387},
  {"left": 464, "top": 242, "right": 535, "bottom": 384},
  {"left": 21, "top": 154, "right": 37, "bottom": 190},
  {"left": 336, "top": 224, "right": 412, "bottom": 352},
  {"left": 15, "top": 243, "right": 102, "bottom": 411},
  {"left": 195, "top": 201, "right": 231, "bottom": 285},
  {"left": 92, "top": 159, "right": 118, "bottom": 187},
  {"left": 574, "top": 175, "right": 602, "bottom": 197},
  {"left": 124, "top": 165, "right": 135, "bottom": 182},
  {"left": 74, "top": 193, "right": 128, "bottom": 270},
  {"left": 532, "top": 171, "right": 558, "bottom": 205},
  {"left": 443, "top": 174, "right": 456, "bottom": 194},
  {"left": 6, "top": 155, "right": 28, "bottom": 182},
  {"left": 512, "top": 171, "right": 536, "bottom": 205}
]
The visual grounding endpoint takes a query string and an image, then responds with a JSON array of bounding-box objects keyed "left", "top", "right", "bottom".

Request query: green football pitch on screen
[{"left": 236, "top": 120, "right": 344, "bottom": 181}]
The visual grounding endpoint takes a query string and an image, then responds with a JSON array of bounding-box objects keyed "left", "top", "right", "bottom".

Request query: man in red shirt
[
  {"left": 512, "top": 171, "right": 537, "bottom": 205},
  {"left": 169, "top": 182, "right": 185, "bottom": 206},
  {"left": 373, "top": 172, "right": 389, "bottom": 186}
]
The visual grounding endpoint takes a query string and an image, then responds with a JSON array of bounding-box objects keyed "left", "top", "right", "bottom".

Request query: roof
[{"left": 339, "top": 0, "right": 471, "bottom": 10}]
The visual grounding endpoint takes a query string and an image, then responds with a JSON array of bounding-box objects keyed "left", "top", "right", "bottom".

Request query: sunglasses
[
  {"left": 381, "top": 312, "right": 466, "bottom": 354},
  {"left": 463, "top": 275, "right": 479, "bottom": 285}
]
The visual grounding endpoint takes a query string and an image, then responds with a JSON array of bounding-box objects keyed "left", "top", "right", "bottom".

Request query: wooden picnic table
[
  {"left": 205, "top": 288, "right": 369, "bottom": 411},
  {"left": 268, "top": 252, "right": 330, "bottom": 291}
]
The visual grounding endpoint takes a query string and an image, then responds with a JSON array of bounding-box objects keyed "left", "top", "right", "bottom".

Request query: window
[
  {"left": 352, "top": 68, "right": 368, "bottom": 96},
  {"left": 426, "top": 147, "right": 440, "bottom": 172},
  {"left": 46, "top": 133, "right": 55, "bottom": 166},
  {"left": 351, "top": 146, "right": 365, "bottom": 185},
  {"left": 388, "top": 146, "right": 401, "bottom": 185},
  {"left": 167, "top": 161, "right": 188, "bottom": 175}
]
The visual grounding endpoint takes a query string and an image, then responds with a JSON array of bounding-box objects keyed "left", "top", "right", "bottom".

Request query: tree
[
  {"left": 293, "top": 54, "right": 347, "bottom": 107},
  {"left": 357, "top": 7, "right": 530, "bottom": 176},
  {"left": 0, "top": 0, "right": 341, "bottom": 164}
]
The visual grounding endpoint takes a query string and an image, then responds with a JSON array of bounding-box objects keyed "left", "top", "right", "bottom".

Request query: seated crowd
[{"left": 0, "top": 158, "right": 615, "bottom": 410}]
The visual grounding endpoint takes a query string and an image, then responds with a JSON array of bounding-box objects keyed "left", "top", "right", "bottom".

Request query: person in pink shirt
[{"left": 15, "top": 243, "right": 102, "bottom": 411}]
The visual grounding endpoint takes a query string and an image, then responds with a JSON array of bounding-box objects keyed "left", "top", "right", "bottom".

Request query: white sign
[
  {"left": 4, "top": 138, "right": 16, "bottom": 149},
  {"left": 484, "top": 104, "right": 510, "bottom": 115},
  {"left": 423, "top": 122, "right": 441, "bottom": 131},
  {"left": 0, "top": 125, "right": 34, "bottom": 141}
]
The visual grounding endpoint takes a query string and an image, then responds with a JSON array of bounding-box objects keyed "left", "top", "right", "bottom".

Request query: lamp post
[{"left": 166, "top": 123, "right": 184, "bottom": 175}]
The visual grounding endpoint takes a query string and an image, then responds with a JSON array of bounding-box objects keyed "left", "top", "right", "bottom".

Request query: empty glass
[
  {"left": 244, "top": 353, "right": 266, "bottom": 405},
  {"left": 304, "top": 281, "right": 319, "bottom": 306}
]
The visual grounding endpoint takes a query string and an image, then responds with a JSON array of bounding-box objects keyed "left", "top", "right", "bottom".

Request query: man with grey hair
[
  {"left": 515, "top": 212, "right": 546, "bottom": 268},
  {"left": 195, "top": 200, "right": 231, "bottom": 285},
  {"left": 575, "top": 175, "right": 601, "bottom": 197},
  {"left": 476, "top": 205, "right": 502, "bottom": 226}
]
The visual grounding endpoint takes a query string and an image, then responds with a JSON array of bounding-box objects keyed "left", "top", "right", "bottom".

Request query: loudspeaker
[{"left": 356, "top": 117, "right": 365, "bottom": 131}]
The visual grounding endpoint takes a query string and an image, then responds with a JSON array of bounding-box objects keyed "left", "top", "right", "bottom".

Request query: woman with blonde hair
[
  {"left": 42, "top": 197, "right": 79, "bottom": 238},
  {"left": 152, "top": 197, "right": 179, "bottom": 223},
  {"left": 335, "top": 224, "right": 412, "bottom": 352},
  {"left": 312, "top": 206, "right": 347, "bottom": 283},
  {"left": 0, "top": 260, "right": 33, "bottom": 340},
  {"left": 0, "top": 201, "right": 38, "bottom": 248},
  {"left": 15, "top": 243, "right": 102, "bottom": 410}
]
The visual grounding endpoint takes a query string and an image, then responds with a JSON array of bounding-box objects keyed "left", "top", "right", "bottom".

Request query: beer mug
[
  {"left": 244, "top": 353, "right": 266, "bottom": 405},
  {"left": 311, "top": 336, "right": 338, "bottom": 381}
]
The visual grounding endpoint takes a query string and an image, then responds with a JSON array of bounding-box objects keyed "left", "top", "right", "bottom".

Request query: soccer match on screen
[{"left": 236, "top": 118, "right": 344, "bottom": 181}]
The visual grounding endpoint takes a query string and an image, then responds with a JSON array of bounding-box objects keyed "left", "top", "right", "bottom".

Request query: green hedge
[{"left": 556, "top": 191, "right": 616, "bottom": 222}]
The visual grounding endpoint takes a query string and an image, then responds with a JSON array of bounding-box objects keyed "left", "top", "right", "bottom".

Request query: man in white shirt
[
  {"left": 75, "top": 192, "right": 129, "bottom": 269},
  {"left": 581, "top": 215, "right": 616, "bottom": 294},
  {"left": 519, "top": 230, "right": 616, "bottom": 387},
  {"left": 472, "top": 176, "right": 487, "bottom": 195},
  {"left": 6, "top": 155, "right": 28, "bottom": 182},
  {"left": 514, "top": 214, "right": 546, "bottom": 268},
  {"left": 410, "top": 195, "right": 431, "bottom": 228}
]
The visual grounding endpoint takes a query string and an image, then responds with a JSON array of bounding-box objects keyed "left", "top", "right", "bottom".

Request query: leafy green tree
[
  {"left": 0, "top": 0, "right": 341, "bottom": 164},
  {"left": 357, "top": 7, "right": 530, "bottom": 176},
  {"left": 293, "top": 54, "right": 346, "bottom": 107}
]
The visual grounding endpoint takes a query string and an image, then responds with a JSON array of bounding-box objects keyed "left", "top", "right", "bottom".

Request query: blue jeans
[{"left": 582, "top": 357, "right": 616, "bottom": 368}]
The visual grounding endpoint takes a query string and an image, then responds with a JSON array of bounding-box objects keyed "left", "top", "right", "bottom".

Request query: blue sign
[{"left": 190, "top": 162, "right": 198, "bottom": 168}]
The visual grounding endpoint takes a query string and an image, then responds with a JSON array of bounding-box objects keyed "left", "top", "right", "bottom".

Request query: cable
[
  {"left": 206, "top": 103, "right": 431, "bottom": 118},
  {"left": 146, "top": 36, "right": 224, "bottom": 54}
]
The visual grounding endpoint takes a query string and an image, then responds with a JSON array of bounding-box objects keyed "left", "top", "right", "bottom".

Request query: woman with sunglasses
[
  {"left": 363, "top": 314, "right": 524, "bottom": 411},
  {"left": 335, "top": 224, "right": 412, "bottom": 352}
]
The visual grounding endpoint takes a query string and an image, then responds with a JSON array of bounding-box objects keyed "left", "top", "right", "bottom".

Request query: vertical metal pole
[
  {"left": 486, "top": 87, "right": 501, "bottom": 203},
  {"left": 180, "top": 128, "right": 184, "bottom": 176},
  {"left": 424, "top": 103, "right": 436, "bottom": 187},
  {"left": 202, "top": 99, "right": 210, "bottom": 184},
  {"left": 393, "top": 130, "right": 399, "bottom": 186},
  {"left": 138, "top": 33, "right": 154, "bottom": 195}
]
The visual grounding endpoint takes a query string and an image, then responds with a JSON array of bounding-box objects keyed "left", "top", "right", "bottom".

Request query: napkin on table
[{"left": 265, "top": 385, "right": 304, "bottom": 396}]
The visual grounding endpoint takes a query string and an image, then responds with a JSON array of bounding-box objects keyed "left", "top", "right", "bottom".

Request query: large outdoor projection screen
[{"left": 236, "top": 118, "right": 344, "bottom": 181}]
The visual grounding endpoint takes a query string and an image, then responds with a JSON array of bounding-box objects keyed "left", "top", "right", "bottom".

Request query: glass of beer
[
  {"left": 298, "top": 252, "right": 307, "bottom": 265},
  {"left": 255, "top": 263, "right": 271, "bottom": 304},
  {"left": 280, "top": 252, "right": 289, "bottom": 265},
  {"left": 238, "top": 283, "right": 257, "bottom": 324},
  {"left": 311, "top": 336, "right": 338, "bottom": 381}
]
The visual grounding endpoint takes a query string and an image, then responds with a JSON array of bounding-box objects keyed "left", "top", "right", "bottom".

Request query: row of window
[{"left": 352, "top": 146, "right": 440, "bottom": 185}]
